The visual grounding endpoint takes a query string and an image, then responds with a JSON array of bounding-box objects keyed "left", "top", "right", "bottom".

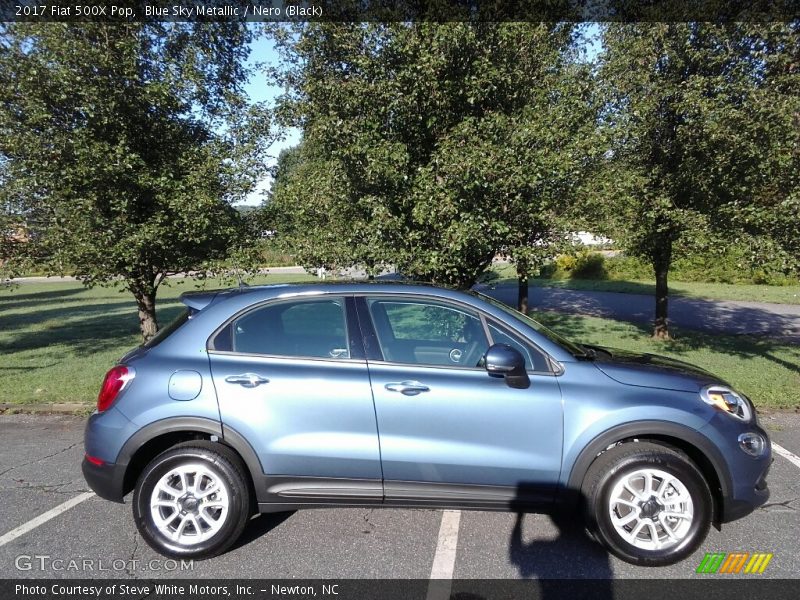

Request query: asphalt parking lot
[{"left": 1, "top": 412, "right": 799, "bottom": 580}]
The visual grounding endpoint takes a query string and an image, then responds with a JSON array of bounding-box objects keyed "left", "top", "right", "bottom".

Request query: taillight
[{"left": 97, "top": 365, "right": 135, "bottom": 412}]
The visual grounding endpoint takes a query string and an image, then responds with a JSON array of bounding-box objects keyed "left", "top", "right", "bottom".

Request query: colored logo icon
[{"left": 696, "top": 552, "right": 773, "bottom": 574}]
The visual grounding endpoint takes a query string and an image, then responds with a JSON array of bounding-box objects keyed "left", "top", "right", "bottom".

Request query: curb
[{"left": 0, "top": 403, "right": 92, "bottom": 416}]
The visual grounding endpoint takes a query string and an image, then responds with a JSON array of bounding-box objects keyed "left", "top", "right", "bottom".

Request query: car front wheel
[
  {"left": 583, "top": 441, "right": 712, "bottom": 566},
  {"left": 133, "top": 441, "right": 251, "bottom": 559}
]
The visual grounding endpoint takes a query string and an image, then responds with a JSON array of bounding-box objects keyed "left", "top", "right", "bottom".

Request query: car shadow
[
  {"left": 230, "top": 511, "right": 296, "bottom": 551},
  {"left": 508, "top": 511, "right": 613, "bottom": 586},
  {"left": 450, "top": 485, "right": 615, "bottom": 600}
]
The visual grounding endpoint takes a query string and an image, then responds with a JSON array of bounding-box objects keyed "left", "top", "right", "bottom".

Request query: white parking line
[
  {"left": 773, "top": 443, "right": 800, "bottom": 471},
  {"left": 0, "top": 492, "right": 95, "bottom": 548},
  {"left": 426, "top": 509, "right": 461, "bottom": 600}
]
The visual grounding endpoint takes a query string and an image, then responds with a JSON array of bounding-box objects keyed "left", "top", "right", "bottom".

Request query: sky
[{"left": 240, "top": 33, "right": 301, "bottom": 205}]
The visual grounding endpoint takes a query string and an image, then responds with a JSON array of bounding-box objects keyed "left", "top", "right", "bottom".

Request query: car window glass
[
  {"left": 367, "top": 299, "right": 489, "bottom": 367},
  {"left": 231, "top": 298, "right": 349, "bottom": 359},
  {"left": 487, "top": 321, "right": 550, "bottom": 372}
]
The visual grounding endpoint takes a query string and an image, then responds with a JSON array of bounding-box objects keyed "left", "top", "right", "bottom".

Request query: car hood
[{"left": 586, "top": 345, "right": 724, "bottom": 393}]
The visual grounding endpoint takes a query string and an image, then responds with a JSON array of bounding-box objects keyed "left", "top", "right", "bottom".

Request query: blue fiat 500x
[{"left": 82, "top": 283, "right": 771, "bottom": 566}]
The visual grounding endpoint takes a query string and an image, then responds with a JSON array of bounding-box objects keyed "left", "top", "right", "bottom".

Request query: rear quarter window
[{"left": 143, "top": 308, "right": 192, "bottom": 348}]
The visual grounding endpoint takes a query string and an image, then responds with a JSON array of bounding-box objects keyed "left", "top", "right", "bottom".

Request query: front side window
[
  {"left": 367, "top": 298, "right": 489, "bottom": 367},
  {"left": 487, "top": 321, "right": 551, "bottom": 373},
  {"left": 225, "top": 297, "right": 349, "bottom": 359}
]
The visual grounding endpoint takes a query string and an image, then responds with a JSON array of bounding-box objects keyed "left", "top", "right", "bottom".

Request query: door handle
[
  {"left": 224, "top": 373, "right": 270, "bottom": 388},
  {"left": 384, "top": 381, "right": 430, "bottom": 396}
]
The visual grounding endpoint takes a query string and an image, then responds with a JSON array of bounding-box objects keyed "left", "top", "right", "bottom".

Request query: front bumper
[
  {"left": 720, "top": 453, "right": 771, "bottom": 522},
  {"left": 701, "top": 414, "right": 772, "bottom": 523}
]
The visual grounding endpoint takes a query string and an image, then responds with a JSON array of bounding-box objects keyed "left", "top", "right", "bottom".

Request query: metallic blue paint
[
  {"left": 83, "top": 282, "right": 771, "bottom": 522},
  {"left": 168, "top": 370, "right": 203, "bottom": 401}
]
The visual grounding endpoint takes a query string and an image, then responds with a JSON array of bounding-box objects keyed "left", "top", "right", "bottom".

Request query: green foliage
[
  {"left": 601, "top": 255, "right": 652, "bottom": 281},
  {"left": 0, "top": 23, "right": 272, "bottom": 338},
  {"left": 546, "top": 250, "right": 608, "bottom": 280},
  {"left": 602, "top": 250, "right": 800, "bottom": 287},
  {"left": 554, "top": 254, "right": 578, "bottom": 273},
  {"left": 268, "top": 22, "right": 594, "bottom": 288},
  {"left": 596, "top": 23, "right": 800, "bottom": 336},
  {"left": 572, "top": 251, "right": 607, "bottom": 279}
]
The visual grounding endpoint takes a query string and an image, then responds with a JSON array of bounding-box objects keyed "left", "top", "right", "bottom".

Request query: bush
[
  {"left": 532, "top": 244, "right": 799, "bottom": 286},
  {"left": 541, "top": 250, "right": 608, "bottom": 280},
  {"left": 259, "top": 241, "right": 297, "bottom": 267},
  {"left": 572, "top": 251, "right": 607, "bottom": 279},
  {"left": 601, "top": 248, "right": 799, "bottom": 286},
  {"left": 555, "top": 253, "right": 577, "bottom": 273},
  {"left": 604, "top": 255, "right": 652, "bottom": 280},
  {"left": 537, "top": 262, "right": 558, "bottom": 279}
]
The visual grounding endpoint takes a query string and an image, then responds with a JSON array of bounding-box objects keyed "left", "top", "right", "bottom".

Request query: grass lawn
[
  {"left": 1, "top": 274, "right": 797, "bottom": 410},
  {"left": 487, "top": 263, "right": 800, "bottom": 305},
  {"left": 0, "top": 273, "right": 314, "bottom": 408}
]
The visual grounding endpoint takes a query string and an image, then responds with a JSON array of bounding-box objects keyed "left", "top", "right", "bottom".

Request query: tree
[
  {"left": 269, "top": 22, "right": 591, "bottom": 290},
  {"left": 597, "top": 23, "right": 797, "bottom": 338},
  {"left": 710, "top": 24, "right": 800, "bottom": 279},
  {"left": 0, "top": 22, "right": 272, "bottom": 340}
]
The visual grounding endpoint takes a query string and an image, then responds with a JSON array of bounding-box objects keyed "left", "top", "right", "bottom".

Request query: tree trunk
[
  {"left": 130, "top": 283, "right": 159, "bottom": 342},
  {"left": 517, "top": 258, "right": 530, "bottom": 314},
  {"left": 652, "top": 245, "right": 672, "bottom": 340}
]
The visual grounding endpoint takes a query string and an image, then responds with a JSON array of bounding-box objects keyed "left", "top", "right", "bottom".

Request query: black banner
[
  {"left": 3, "top": 579, "right": 800, "bottom": 600},
  {"left": 2, "top": 0, "right": 800, "bottom": 23}
]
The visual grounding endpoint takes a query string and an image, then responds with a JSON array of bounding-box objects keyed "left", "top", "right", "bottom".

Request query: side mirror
[{"left": 484, "top": 344, "right": 530, "bottom": 389}]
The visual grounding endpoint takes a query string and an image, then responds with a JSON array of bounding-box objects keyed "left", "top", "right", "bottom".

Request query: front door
[
  {"left": 208, "top": 295, "right": 382, "bottom": 504},
  {"left": 358, "top": 295, "right": 563, "bottom": 507}
]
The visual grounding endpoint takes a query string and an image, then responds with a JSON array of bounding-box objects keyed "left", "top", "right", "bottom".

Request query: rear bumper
[{"left": 82, "top": 457, "right": 126, "bottom": 503}]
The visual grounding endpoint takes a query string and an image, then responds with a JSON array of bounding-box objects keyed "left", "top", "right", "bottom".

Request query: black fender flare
[
  {"left": 562, "top": 420, "right": 732, "bottom": 515},
  {"left": 116, "top": 416, "right": 265, "bottom": 500}
]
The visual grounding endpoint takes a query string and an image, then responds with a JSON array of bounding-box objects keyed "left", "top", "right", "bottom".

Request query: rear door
[{"left": 208, "top": 295, "right": 382, "bottom": 504}]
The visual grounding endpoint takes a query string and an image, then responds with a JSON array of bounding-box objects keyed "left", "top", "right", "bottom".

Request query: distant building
[{"left": 572, "top": 231, "right": 612, "bottom": 247}]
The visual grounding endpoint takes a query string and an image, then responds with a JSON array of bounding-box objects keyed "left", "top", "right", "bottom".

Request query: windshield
[{"left": 472, "top": 291, "right": 587, "bottom": 357}]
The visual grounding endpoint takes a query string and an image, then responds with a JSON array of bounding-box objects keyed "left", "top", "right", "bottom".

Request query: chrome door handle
[
  {"left": 384, "top": 381, "right": 430, "bottom": 396},
  {"left": 225, "top": 373, "right": 269, "bottom": 388}
]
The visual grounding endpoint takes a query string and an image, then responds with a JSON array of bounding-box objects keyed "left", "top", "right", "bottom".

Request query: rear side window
[
  {"left": 143, "top": 308, "right": 192, "bottom": 348},
  {"left": 217, "top": 298, "right": 350, "bottom": 359}
]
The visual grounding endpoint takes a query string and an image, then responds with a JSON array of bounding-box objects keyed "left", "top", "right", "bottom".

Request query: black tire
[
  {"left": 133, "top": 441, "right": 251, "bottom": 560},
  {"left": 582, "top": 441, "right": 712, "bottom": 566}
]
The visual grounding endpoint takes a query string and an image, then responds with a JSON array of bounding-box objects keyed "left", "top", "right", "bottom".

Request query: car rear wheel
[
  {"left": 133, "top": 441, "right": 251, "bottom": 559},
  {"left": 582, "top": 441, "right": 712, "bottom": 566}
]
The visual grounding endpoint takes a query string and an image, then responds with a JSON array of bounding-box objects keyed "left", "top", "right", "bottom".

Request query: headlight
[{"left": 700, "top": 385, "right": 753, "bottom": 422}]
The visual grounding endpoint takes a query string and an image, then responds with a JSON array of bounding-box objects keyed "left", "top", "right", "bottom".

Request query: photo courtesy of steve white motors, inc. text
[{"left": 14, "top": 583, "right": 340, "bottom": 597}]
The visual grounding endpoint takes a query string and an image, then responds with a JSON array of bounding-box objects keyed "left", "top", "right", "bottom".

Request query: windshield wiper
[{"left": 574, "top": 344, "right": 597, "bottom": 360}]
